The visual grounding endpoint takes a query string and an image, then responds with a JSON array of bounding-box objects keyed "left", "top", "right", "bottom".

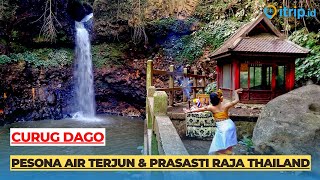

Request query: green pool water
[
  {"left": 0, "top": 115, "right": 319, "bottom": 180},
  {"left": 0, "top": 115, "right": 144, "bottom": 156}
]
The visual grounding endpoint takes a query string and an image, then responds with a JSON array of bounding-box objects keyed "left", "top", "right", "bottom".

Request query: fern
[{"left": 289, "top": 28, "right": 320, "bottom": 84}]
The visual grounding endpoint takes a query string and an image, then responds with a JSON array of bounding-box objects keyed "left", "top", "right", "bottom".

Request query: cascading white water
[{"left": 73, "top": 13, "right": 96, "bottom": 119}]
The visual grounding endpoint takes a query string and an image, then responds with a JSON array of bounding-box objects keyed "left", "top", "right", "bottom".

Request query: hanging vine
[
  {"left": 130, "top": 0, "right": 148, "bottom": 45},
  {"left": 33, "top": 0, "right": 61, "bottom": 43}
]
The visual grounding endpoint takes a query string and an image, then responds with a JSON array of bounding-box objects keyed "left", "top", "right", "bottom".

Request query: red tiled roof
[
  {"left": 234, "top": 35, "right": 309, "bottom": 53},
  {"left": 210, "top": 22, "right": 254, "bottom": 57},
  {"left": 209, "top": 14, "right": 309, "bottom": 59}
]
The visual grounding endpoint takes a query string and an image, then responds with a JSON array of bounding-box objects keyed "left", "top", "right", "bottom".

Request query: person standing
[{"left": 184, "top": 88, "right": 243, "bottom": 155}]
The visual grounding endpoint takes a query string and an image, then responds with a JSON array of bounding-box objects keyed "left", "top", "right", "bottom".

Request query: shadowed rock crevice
[
  {"left": 309, "top": 103, "right": 320, "bottom": 114},
  {"left": 67, "top": 0, "right": 93, "bottom": 22}
]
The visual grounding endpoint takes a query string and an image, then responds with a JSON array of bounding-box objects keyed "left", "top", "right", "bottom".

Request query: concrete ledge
[
  {"left": 147, "top": 97, "right": 154, "bottom": 117},
  {"left": 154, "top": 115, "right": 189, "bottom": 155},
  {"left": 146, "top": 90, "right": 188, "bottom": 155},
  {"left": 143, "top": 120, "right": 148, "bottom": 155},
  {"left": 153, "top": 91, "right": 168, "bottom": 115}
]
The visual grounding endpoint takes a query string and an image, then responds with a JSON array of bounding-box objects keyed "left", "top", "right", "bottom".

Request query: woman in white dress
[{"left": 184, "top": 88, "right": 242, "bottom": 155}]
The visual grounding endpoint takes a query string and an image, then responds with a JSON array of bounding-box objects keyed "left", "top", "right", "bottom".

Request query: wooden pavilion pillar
[
  {"left": 233, "top": 59, "right": 240, "bottom": 90},
  {"left": 286, "top": 62, "right": 295, "bottom": 91},
  {"left": 271, "top": 63, "right": 277, "bottom": 99},
  {"left": 216, "top": 64, "right": 220, "bottom": 89}
]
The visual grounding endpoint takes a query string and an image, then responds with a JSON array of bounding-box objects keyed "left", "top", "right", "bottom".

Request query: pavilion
[{"left": 209, "top": 13, "right": 309, "bottom": 103}]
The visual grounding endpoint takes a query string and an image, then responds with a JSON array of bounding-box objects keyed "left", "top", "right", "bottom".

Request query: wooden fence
[{"left": 146, "top": 60, "right": 211, "bottom": 106}]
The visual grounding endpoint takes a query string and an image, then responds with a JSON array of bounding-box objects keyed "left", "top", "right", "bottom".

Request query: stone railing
[{"left": 145, "top": 86, "right": 188, "bottom": 155}]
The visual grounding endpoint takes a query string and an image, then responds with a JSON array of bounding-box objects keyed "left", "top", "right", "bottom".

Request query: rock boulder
[{"left": 253, "top": 84, "right": 320, "bottom": 158}]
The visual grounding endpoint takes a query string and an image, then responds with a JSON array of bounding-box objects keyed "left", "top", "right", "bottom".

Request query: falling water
[{"left": 73, "top": 13, "right": 96, "bottom": 119}]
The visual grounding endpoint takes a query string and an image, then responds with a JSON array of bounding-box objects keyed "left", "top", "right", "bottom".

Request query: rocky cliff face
[
  {"left": 0, "top": 0, "right": 234, "bottom": 124},
  {"left": 0, "top": 59, "right": 147, "bottom": 125},
  {"left": 94, "top": 59, "right": 147, "bottom": 117},
  {"left": 0, "top": 62, "right": 71, "bottom": 125}
]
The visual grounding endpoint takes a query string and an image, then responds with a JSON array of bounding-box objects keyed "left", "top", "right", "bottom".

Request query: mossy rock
[{"left": 92, "top": 43, "right": 128, "bottom": 67}]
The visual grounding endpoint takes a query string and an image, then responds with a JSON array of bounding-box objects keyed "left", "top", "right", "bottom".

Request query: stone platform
[
  {"left": 168, "top": 101, "right": 263, "bottom": 120},
  {"left": 167, "top": 101, "right": 263, "bottom": 141}
]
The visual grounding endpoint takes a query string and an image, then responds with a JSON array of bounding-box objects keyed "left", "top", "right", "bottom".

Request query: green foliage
[
  {"left": 171, "top": 20, "right": 243, "bottom": 63},
  {"left": 150, "top": 17, "right": 176, "bottom": 28},
  {"left": 9, "top": 42, "right": 28, "bottom": 53},
  {"left": 151, "top": 133, "right": 159, "bottom": 155},
  {"left": 0, "top": 43, "right": 129, "bottom": 68},
  {"left": 0, "top": 54, "right": 13, "bottom": 64},
  {"left": 47, "top": 49, "right": 74, "bottom": 66},
  {"left": 194, "top": 0, "right": 231, "bottom": 22},
  {"left": 239, "top": 135, "right": 254, "bottom": 153},
  {"left": 194, "top": 0, "right": 264, "bottom": 22},
  {"left": 0, "top": 48, "right": 73, "bottom": 67},
  {"left": 288, "top": 28, "right": 320, "bottom": 83},
  {"left": 92, "top": 43, "right": 128, "bottom": 67},
  {"left": 205, "top": 82, "right": 217, "bottom": 94},
  {"left": 241, "top": 136, "right": 254, "bottom": 148}
]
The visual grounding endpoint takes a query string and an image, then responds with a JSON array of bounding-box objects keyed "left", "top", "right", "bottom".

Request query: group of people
[{"left": 184, "top": 88, "right": 243, "bottom": 155}]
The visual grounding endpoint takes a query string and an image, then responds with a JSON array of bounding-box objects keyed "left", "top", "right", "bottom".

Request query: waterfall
[{"left": 73, "top": 13, "right": 96, "bottom": 119}]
